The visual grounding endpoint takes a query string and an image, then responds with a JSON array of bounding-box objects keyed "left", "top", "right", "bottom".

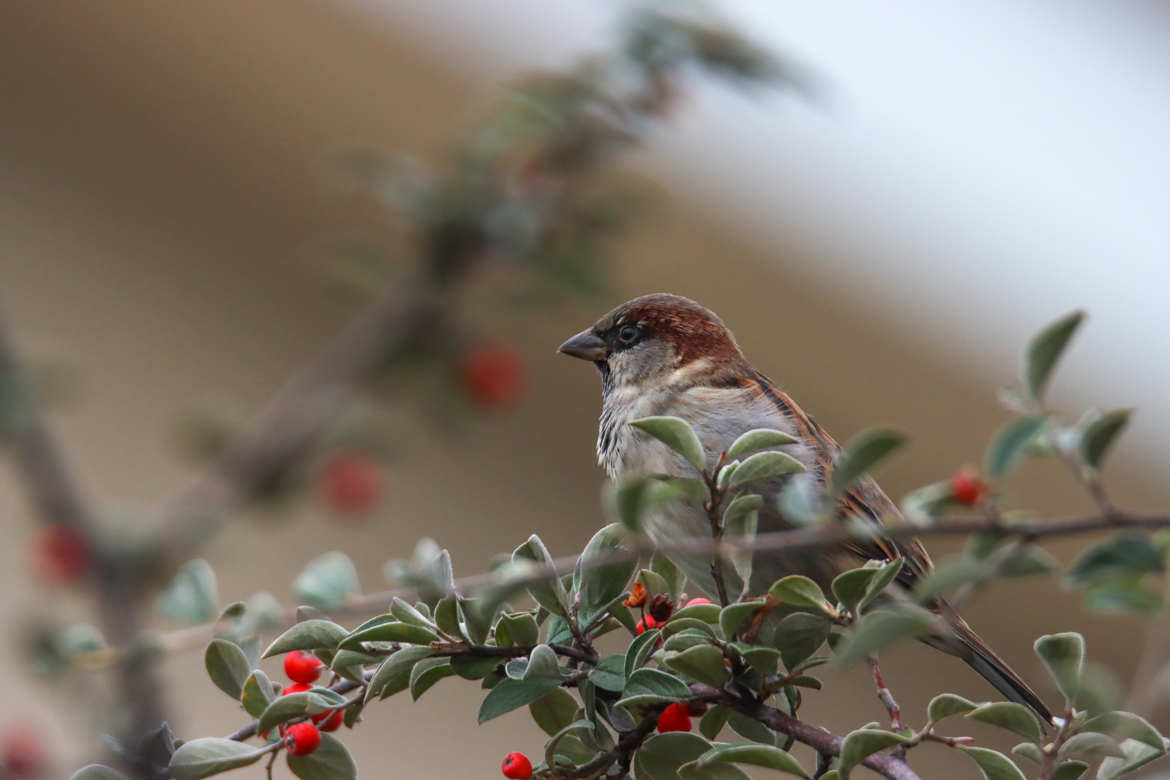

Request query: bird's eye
[{"left": 616, "top": 324, "right": 640, "bottom": 346}]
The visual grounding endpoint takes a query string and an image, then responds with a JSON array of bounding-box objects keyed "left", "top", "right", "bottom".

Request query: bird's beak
[{"left": 557, "top": 329, "right": 609, "bottom": 361}]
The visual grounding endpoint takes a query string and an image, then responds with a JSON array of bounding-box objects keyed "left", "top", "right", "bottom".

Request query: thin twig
[{"left": 868, "top": 655, "right": 903, "bottom": 731}]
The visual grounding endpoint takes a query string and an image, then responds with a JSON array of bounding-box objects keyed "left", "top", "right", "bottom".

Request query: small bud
[{"left": 648, "top": 594, "right": 674, "bottom": 623}]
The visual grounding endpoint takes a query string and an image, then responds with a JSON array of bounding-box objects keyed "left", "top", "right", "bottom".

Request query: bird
[{"left": 558, "top": 292, "right": 1052, "bottom": 721}]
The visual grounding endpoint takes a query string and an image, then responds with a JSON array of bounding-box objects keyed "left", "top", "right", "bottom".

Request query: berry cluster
[{"left": 270, "top": 651, "right": 345, "bottom": 757}]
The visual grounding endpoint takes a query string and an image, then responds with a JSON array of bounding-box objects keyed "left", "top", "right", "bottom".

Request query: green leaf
[
  {"left": 1081, "top": 711, "right": 1165, "bottom": 751},
  {"left": 69, "top": 766, "right": 130, "bottom": 780},
  {"left": 727, "top": 450, "right": 805, "bottom": 489},
  {"left": 577, "top": 524, "right": 637, "bottom": 621},
  {"left": 613, "top": 476, "right": 706, "bottom": 532},
  {"left": 286, "top": 733, "right": 356, "bottom": 780},
  {"left": 545, "top": 719, "right": 599, "bottom": 769},
  {"left": 240, "top": 669, "right": 277, "bottom": 718},
  {"left": 966, "top": 702, "right": 1044, "bottom": 740},
  {"left": 340, "top": 620, "right": 439, "bottom": 648},
  {"left": 839, "top": 729, "right": 909, "bottom": 774},
  {"left": 589, "top": 654, "right": 626, "bottom": 692},
  {"left": 477, "top": 677, "right": 560, "bottom": 723},
  {"left": 168, "top": 738, "right": 267, "bottom": 780},
  {"left": 203, "top": 639, "right": 250, "bottom": 700},
  {"left": 1065, "top": 534, "right": 1164, "bottom": 585},
  {"left": 158, "top": 559, "right": 218, "bottom": 624},
  {"left": 263, "top": 620, "right": 347, "bottom": 657},
  {"left": 450, "top": 655, "right": 500, "bottom": 680},
  {"left": 1011, "top": 743, "right": 1045, "bottom": 764},
  {"left": 629, "top": 416, "right": 707, "bottom": 473},
  {"left": 633, "top": 732, "right": 712, "bottom": 780},
  {"left": 833, "top": 606, "right": 936, "bottom": 667},
  {"left": 859, "top": 558, "right": 905, "bottom": 611},
  {"left": 495, "top": 612, "right": 539, "bottom": 647},
  {"left": 768, "top": 576, "right": 834, "bottom": 614},
  {"left": 619, "top": 667, "right": 692, "bottom": 708},
  {"left": 625, "top": 628, "right": 663, "bottom": 682},
  {"left": 1051, "top": 761, "right": 1089, "bottom": 780},
  {"left": 513, "top": 535, "right": 570, "bottom": 617},
  {"left": 771, "top": 612, "right": 831, "bottom": 671},
  {"left": 1035, "top": 632, "right": 1084, "bottom": 704},
  {"left": 1059, "top": 732, "right": 1125, "bottom": 761},
  {"left": 723, "top": 506, "right": 757, "bottom": 591},
  {"left": 650, "top": 553, "right": 685, "bottom": 601},
  {"left": 727, "top": 428, "right": 799, "bottom": 459},
  {"left": 365, "top": 646, "right": 435, "bottom": 702},
  {"left": 409, "top": 657, "right": 453, "bottom": 699},
  {"left": 699, "top": 706, "right": 730, "bottom": 740},
  {"left": 1023, "top": 309, "right": 1084, "bottom": 404},
  {"left": 830, "top": 429, "right": 906, "bottom": 497},
  {"left": 739, "top": 645, "right": 781, "bottom": 679},
  {"left": 832, "top": 568, "right": 878, "bottom": 615},
  {"left": 292, "top": 552, "right": 359, "bottom": 610},
  {"left": 986, "top": 415, "right": 1048, "bottom": 479},
  {"left": 1083, "top": 575, "right": 1162, "bottom": 615},
  {"left": 257, "top": 688, "right": 346, "bottom": 734},
  {"left": 1098, "top": 737, "right": 1169, "bottom": 780},
  {"left": 1080, "top": 409, "right": 1132, "bottom": 470},
  {"left": 719, "top": 599, "right": 767, "bottom": 639},
  {"left": 678, "top": 760, "right": 751, "bottom": 780},
  {"left": 927, "top": 692, "right": 977, "bottom": 722},
  {"left": 665, "top": 644, "right": 729, "bottom": 688},
  {"left": 390, "top": 597, "right": 435, "bottom": 628},
  {"left": 523, "top": 644, "right": 562, "bottom": 681},
  {"left": 961, "top": 746, "right": 1027, "bottom": 780},
  {"left": 727, "top": 710, "right": 778, "bottom": 745},
  {"left": 670, "top": 602, "right": 722, "bottom": 625},
  {"left": 697, "top": 743, "right": 807, "bottom": 777},
  {"left": 529, "top": 686, "right": 579, "bottom": 736}
]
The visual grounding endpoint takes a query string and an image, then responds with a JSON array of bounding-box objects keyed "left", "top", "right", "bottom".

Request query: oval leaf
[
  {"left": 293, "top": 552, "right": 360, "bottom": 610},
  {"left": 69, "top": 766, "right": 131, "bottom": 780},
  {"left": 831, "top": 568, "right": 878, "bottom": 616},
  {"left": 529, "top": 686, "right": 579, "bottom": 736},
  {"left": 728, "top": 428, "right": 798, "bottom": 459},
  {"left": 513, "top": 535, "right": 570, "bottom": 617},
  {"left": 263, "top": 620, "right": 348, "bottom": 658},
  {"left": 286, "top": 732, "right": 356, "bottom": 780},
  {"left": 633, "top": 732, "right": 712, "bottom": 780},
  {"left": 1034, "top": 632, "right": 1084, "bottom": 704},
  {"left": 577, "top": 524, "right": 637, "bottom": 621},
  {"left": 962, "top": 746, "right": 1027, "bottom": 780},
  {"left": 478, "top": 677, "right": 560, "bottom": 723},
  {"left": 1024, "top": 310, "right": 1084, "bottom": 404},
  {"left": 928, "top": 692, "right": 977, "bottom": 722},
  {"left": 986, "top": 415, "right": 1048, "bottom": 480},
  {"left": 619, "top": 667, "right": 692, "bottom": 708},
  {"left": 168, "top": 738, "right": 266, "bottom": 780},
  {"left": 629, "top": 416, "right": 707, "bottom": 473},
  {"left": 665, "top": 644, "right": 730, "bottom": 688},
  {"left": 839, "top": 729, "right": 909, "bottom": 773},
  {"left": 1080, "top": 409, "right": 1131, "bottom": 470},
  {"left": 966, "top": 702, "right": 1044, "bottom": 740},
  {"left": 204, "top": 639, "right": 250, "bottom": 700},
  {"left": 365, "top": 646, "right": 435, "bottom": 702},
  {"left": 241, "top": 669, "right": 277, "bottom": 718},
  {"left": 341, "top": 620, "right": 439, "bottom": 648},
  {"left": 1081, "top": 711, "right": 1164, "bottom": 751},
  {"left": 728, "top": 451, "right": 805, "bottom": 489},
  {"left": 158, "top": 559, "right": 218, "bottom": 624},
  {"left": 768, "top": 575, "right": 834, "bottom": 614},
  {"left": 830, "top": 429, "right": 906, "bottom": 497},
  {"left": 833, "top": 607, "right": 937, "bottom": 667},
  {"left": 257, "top": 688, "right": 347, "bottom": 734},
  {"left": 698, "top": 743, "right": 808, "bottom": 777},
  {"left": 1059, "top": 732, "right": 1125, "bottom": 761}
]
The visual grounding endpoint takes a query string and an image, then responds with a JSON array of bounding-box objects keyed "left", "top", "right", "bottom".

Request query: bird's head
[{"left": 557, "top": 293, "right": 746, "bottom": 393}]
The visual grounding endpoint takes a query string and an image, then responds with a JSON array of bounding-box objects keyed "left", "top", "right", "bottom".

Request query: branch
[{"left": 691, "top": 684, "right": 922, "bottom": 780}]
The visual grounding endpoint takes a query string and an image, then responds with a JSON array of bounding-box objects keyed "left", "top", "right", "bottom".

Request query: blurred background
[{"left": 2, "top": 1, "right": 1169, "bottom": 777}]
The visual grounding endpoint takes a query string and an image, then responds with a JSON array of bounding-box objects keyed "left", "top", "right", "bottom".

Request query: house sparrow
[{"left": 559, "top": 292, "right": 1051, "bottom": 721}]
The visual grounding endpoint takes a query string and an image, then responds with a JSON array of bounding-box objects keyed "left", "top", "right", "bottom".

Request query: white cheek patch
[{"left": 666, "top": 358, "right": 713, "bottom": 386}]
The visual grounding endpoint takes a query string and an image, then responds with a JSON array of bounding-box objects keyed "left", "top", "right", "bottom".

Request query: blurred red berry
[
  {"left": 31, "top": 525, "right": 89, "bottom": 584},
  {"left": 284, "top": 651, "right": 324, "bottom": 684},
  {"left": 322, "top": 453, "right": 382, "bottom": 516},
  {"left": 657, "top": 702, "right": 692, "bottom": 733},
  {"left": 950, "top": 467, "right": 989, "bottom": 507},
  {"left": 500, "top": 752, "right": 532, "bottom": 779},
  {"left": 2, "top": 728, "right": 45, "bottom": 777},
  {"left": 285, "top": 723, "right": 321, "bottom": 756},
  {"left": 684, "top": 597, "right": 713, "bottom": 608},
  {"left": 281, "top": 683, "right": 311, "bottom": 696},
  {"left": 635, "top": 615, "right": 659, "bottom": 635},
  {"left": 460, "top": 344, "right": 526, "bottom": 409},
  {"left": 313, "top": 709, "right": 343, "bottom": 732}
]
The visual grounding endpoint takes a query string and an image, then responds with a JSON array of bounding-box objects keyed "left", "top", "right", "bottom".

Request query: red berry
[
  {"left": 281, "top": 683, "right": 311, "bottom": 696},
  {"left": 500, "top": 751, "right": 533, "bottom": 779},
  {"left": 684, "top": 597, "right": 713, "bottom": 608},
  {"left": 2, "top": 728, "right": 45, "bottom": 777},
  {"left": 284, "top": 651, "right": 324, "bottom": 684},
  {"left": 313, "top": 709, "right": 344, "bottom": 732},
  {"left": 31, "top": 525, "right": 89, "bottom": 584},
  {"left": 950, "top": 466, "right": 989, "bottom": 507},
  {"left": 460, "top": 344, "right": 526, "bottom": 409},
  {"left": 657, "top": 702, "right": 692, "bottom": 733},
  {"left": 635, "top": 615, "right": 659, "bottom": 635},
  {"left": 285, "top": 723, "right": 321, "bottom": 756},
  {"left": 322, "top": 453, "right": 383, "bottom": 516}
]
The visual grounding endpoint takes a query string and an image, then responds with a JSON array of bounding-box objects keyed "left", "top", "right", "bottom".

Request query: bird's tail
[{"left": 929, "top": 612, "right": 1053, "bottom": 724}]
